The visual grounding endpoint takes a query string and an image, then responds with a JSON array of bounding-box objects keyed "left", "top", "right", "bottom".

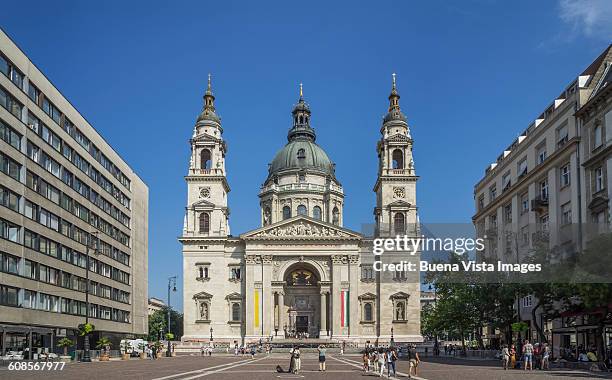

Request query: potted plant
[
  {"left": 138, "top": 342, "right": 147, "bottom": 359},
  {"left": 57, "top": 338, "right": 74, "bottom": 363},
  {"left": 120, "top": 340, "right": 131, "bottom": 360},
  {"left": 96, "top": 337, "right": 112, "bottom": 361},
  {"left": 153, "top": 341, "right": 164, "bottom": 359}
]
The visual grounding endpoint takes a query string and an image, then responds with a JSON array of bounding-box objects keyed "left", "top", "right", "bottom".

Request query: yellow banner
[{"left": 254, "top": 290, "right": 260, "bottom": 328}]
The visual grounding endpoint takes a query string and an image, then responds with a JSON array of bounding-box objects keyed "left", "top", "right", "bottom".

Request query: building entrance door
[{"left": 295, "top": 316, "right": 309, "bottom": 334}]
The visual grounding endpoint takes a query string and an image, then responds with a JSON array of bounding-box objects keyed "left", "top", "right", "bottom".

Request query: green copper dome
[{"left": 269, "top": 140, "right": 335, "bottom": 176}]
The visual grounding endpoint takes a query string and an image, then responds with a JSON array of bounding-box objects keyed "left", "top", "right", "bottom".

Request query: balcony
[
  {"left": 259, "top": 182, "right": 344, "bottom": 195},
  {"left": 531, "top": 195, "right": 549, "bottom": 213}
]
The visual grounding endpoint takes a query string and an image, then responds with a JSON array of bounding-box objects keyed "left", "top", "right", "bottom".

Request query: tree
[
  {"left": 57, "top": 338, "right": 74, "bottom": 356},
  {"left": 148, "top": 306, "right": 183, "bottom": 342}
]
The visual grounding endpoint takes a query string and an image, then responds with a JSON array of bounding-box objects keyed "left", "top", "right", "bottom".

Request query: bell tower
[
  {"left": 183, "top": 74, "right": 230, "bottom": 237},
  {"left": 374, "top": 73, "right": 417, "bottom": 236}
]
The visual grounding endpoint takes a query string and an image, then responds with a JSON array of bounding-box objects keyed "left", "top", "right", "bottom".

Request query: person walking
[
  {"left": 288, "top": 346, "right": 295, "bottom": 374},
  {"left": 541, "top": 344, "right": 550, "bottom": 370},
  {"left": 250, "top": 345, "right": 256, "bottom": 359},
  {"left": 378, "top": 349, "right": 386, "bottom": 377},
  {"left": 318, "top": 345, "right": 327, "bottom": 371},
  {"left": 523, "top": 340, "right": 534, "bottom": 371},
  {"left": 408, "top": 344, "right": 420, "bottom": 378},
  {"left": 294, "top": 346, "right": 301, "bottom": 374},
  {"left": 501, "top": 345, "right": 510, "bottom": 370},
  {"left": 387, "top": 348, "right": 398, "bottom": 377},
  {"left": 362, "top": 350, "right": 369, "bottom": 372},
  {"left": 510, "top": 344, "right": 517, "bottom": 369}
]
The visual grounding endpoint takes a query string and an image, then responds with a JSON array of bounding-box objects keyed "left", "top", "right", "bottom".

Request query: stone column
[
  {"left": 319, "top": 291, "right": 327, "bottom": 337},
  {"left": 262, "top": 255, "right": 273, "bottom": 337},
  {"left": 278, "top": 291, "right": 285, "bottom": 337}
]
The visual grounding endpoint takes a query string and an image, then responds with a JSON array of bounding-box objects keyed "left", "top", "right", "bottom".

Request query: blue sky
[{"left": 2, "top": 0, "right": 610, "bottom": 311}]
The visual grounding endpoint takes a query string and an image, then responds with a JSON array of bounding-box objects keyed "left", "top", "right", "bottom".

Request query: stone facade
[{"left": 180, "top": 76, "right": 422, "bottom": 345}]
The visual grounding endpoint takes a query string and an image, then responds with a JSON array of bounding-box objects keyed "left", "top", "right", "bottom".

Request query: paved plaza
[{"left": 1, "top": 353, "right": 610, "bottom": 380}]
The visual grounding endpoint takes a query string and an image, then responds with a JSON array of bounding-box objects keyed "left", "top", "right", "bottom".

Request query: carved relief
[
  {"left": 332, "top": 255, "right": 348, "bottom": 264},
  {"left": 254, "top": 221, "right": 350, "bottom": 238},
  {"left": 199, "top": 187, "right": 211, "bottom": 199},
  {"left": 393, "top": 187, "right": 405, "bottom": 199}
]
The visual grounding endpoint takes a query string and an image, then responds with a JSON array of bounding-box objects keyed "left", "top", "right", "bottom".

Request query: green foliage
[
  {"left": 57, "top": 337, "right": 74, "bottom": 348},
  {"left": 77, "top": 323, "right": 95, "bottom": 336},
  {"left": 165, "top": 332, "right": 174, "bottom": 340},
  {"left": 511, "top": 322, "right": 529, "bottom": 333},
  {"left": 148, "top": 306, "right": 183, "bottom": 341},
  {"left": 96, "top": 337, "right": 113, "bottom": 352}
]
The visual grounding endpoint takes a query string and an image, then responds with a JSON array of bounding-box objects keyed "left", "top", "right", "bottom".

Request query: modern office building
[
  {"left": 148, "top": 298, "right": 166, "bottom": 316},
  {"left": 0, "top": 28, "right": 148, "bottom": 354},
  {"left": 472, "top": 45, "right": 612, "bottom": 354}
]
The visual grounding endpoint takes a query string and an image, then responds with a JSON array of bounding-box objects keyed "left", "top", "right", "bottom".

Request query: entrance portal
[{"left": 295, "top": 316, "right": 309, "bottom": 334}]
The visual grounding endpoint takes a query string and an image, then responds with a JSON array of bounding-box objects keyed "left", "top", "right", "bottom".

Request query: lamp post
[
  {"left": 81, "top": 231, "right": 99, "bottom": 362},
  {"left": 390, "top": 327, "right": 394, "bottom": 346},
  {"left": 210, "top": 327, "right": 214, "bottom": 342},
  {"left": 166, "top": 276, "right": 177, "bottom": 357}
]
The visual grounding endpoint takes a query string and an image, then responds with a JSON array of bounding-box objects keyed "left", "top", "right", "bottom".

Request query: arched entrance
[{"left": 283, "top": 263, "right": 321, "bottom": 338}]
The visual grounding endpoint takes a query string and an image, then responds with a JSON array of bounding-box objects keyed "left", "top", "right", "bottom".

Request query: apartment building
[
  {"left": 472, "top": 45, "right": 612, "bottom": 353},
  {"left": 0, "top": 28, "right": 148, "bottom": 354}
]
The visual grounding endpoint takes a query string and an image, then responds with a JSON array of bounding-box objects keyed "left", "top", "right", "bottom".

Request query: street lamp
[
  {"left": 81, "top": 231, "right": 99, "bottom": 362},
  {"left": 210, "top": 327, "right": 214, "bottom": 342},
  {"left": 166, "top": 276, "right": 177, "bottom": 357},
  {"left": 390, "top": 327, "right": 395, "bottom": 346}
]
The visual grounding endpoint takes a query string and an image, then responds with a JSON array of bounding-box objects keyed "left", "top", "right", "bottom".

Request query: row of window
[
  {"left": 4, "top": 171, "right": 131, "bottom": 266},
  {"left": 0, "top": 284, "right": 130, "bottom": 323},
  {"left": 196, "top": 264, "right": 242, "bottom": 281},
  {"left": 0, "top": 53, "right": 132, "bottom": 191},
  {"left": 279, "top": 205, "right": 337, "bottom": 223},
  {"left": 0, "top": 251, "right": 130, "bottom": 304},
  {"left": 25, "top": 137, "right": 131, "bottom": 238},
  {"left": 358, "top": 300, "right": 408, "bottom": 322},
  {"left": 197, "top": 300, "right": 241, "bottom": 322},
  {"left": 0, "top": 217, "right": 130, "bottom": 285},
  {"left": 29, "top": 112, "right": 130, "bottom": 209}
]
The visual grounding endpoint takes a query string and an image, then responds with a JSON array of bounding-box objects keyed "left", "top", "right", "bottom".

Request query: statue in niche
[
  {"left": 395, "top": 302, "right": 405, "bottom": 321},
  {"left": 200, "top": 302, "right": 209, "bottom": 320}
]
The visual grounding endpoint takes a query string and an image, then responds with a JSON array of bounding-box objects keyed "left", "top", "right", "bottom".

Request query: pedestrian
[
  {"left": 151, "top": 344, "right": 157, "bottom": 360},
  {"left": 318, "top": 344, "right": 326, "bottom": 371},
  {"left": 250, "top": 345, "right": 256, "bottom": 359},
  {"left": 408, "top": 344, "right": 420, "bottom": 378},
  {"left": 387, "top": 348, "right": 398, "bottom": 377},
  {"left": 294, "top": 346, "right": 301, "bottom": 374},
  {"left": 534, "top": 343, "right": 541, "bottom": 369},
  {"left": 288, "top": 346, "right": 295, "bottom": 374},
  {"left": 362, "top": 350, "right": 369, "bottom": 372},
  {"left": 501, "top": 345, "right": 510, "bottom": 370},
  {"left": 523, "top": 340, "right": 534, "bottom": 371},
  {"left": 510, "top": 344, "right": 516, "bottom": 369},
  {"left": 541, "top": 344, "right": 550, "bottom": 370},
  {"left": 377, "top": 349, "right": 386, "bottom": 377},
  {"left": 340, "top": 341, "right": 345, "bottom": 355}
]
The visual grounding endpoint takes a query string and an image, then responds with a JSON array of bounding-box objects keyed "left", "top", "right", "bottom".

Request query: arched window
[
  {"left": 313, "top": 206, "right": 322, "bottom": 220},
  {"left": 394, "top": 212, "right": 405, "bottom": 234},
  {"left": 199, "top": 213, "right": 210, "bottom": 233},
  {"left": 201, "top": 149, "right": 212, "bottom": 170},
  {"left": 199, "top": 302, "right": 209, "bottom": 320},
  {"left": 282, "top": 206, "right": 291, "bottom": 220},
  {"left": 297, "top": 205, "right": 307, "bottom": 216},
  {"left": 364, "top": 303, "right": 373, "bottom": 322},
  {"left": 299, "top": 115, "right": 304, "bottom": 124},
  {"left": 392, "top": 149, "right": 403, "bottom": 169},
  {"left": 395, "top": 301, "right": 406, "bottom": 321},
  {"left": 332, "top": 207, "right": 339, "bottom": 225},
  {"left": 231, "top": 303, "right": 241, "bottom": 322},
  {"left": 297, "top": 148, "right": 306, "bottom": 159}
]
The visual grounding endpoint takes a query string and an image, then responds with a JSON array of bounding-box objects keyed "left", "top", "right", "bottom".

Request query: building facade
[
  {"left": 472, "top": 45, "right": 612, "bottom": 353},
  {"left": 148, "top": 298, "right": 166, "bottom": 316},
  {"left": 0, "top": 29, "right": 149, "bottom": 353},
  {"left": 180, "top": 76, "right": 422, "bottom": 345}
]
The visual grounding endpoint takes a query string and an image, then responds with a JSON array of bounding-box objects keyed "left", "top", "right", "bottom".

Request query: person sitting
[
  {"left": 578, "top": 351, "right": 589, "bottom": 362},
  {"left": 587, "top": 351, "right": 598, "bottom": 362}
]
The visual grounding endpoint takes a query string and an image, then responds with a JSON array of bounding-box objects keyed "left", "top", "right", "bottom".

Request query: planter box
[
  {"left": 60, "top": 355, "right": 71, "bottom": 363},
  {"left": 156, "top": 353, "right": 163, "bottom": 359},
  {"left": 140, "top": 353, "right": 146, "bottom": 359},
  {"left": 121, "top": 354, "right": 130, "bottom": 360},
  {"left": 99, "top": 354, "right": 110, "bottom": 362}
]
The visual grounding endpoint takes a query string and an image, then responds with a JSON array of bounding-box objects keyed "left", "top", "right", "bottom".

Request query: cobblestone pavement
[{"left": 0, "top": 353, "right": 609, "bottom": 380}]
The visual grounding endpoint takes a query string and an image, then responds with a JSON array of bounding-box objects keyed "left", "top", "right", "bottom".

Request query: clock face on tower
[{"left": 199, "top": 187, "right": 211, "bottom": 199}]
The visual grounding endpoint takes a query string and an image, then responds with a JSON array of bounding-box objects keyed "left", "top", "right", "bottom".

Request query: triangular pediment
[
  {"left": 358, "top": 292, "right": 377, "bottom": 300},
  {"left": 241, "top": 215, "right": 361, "bottom": 240},
  {"left": 390, "top": 291, "right": 410, "bottom": 299},
  {"left": 225, "top": 292, "right": 242, "bottom": 300},
  {"left": 193, "top": 291, "right": 213, "bottom": 299},
  {"left": 388, "top": 133, "right": 410, "bottom": 142},
  {"left": 387, "top": 200, "right": 412, "bottom": 208},
  {"left": 192, "top": 133, "right": 221, "bottom": 143},
  {"left": 191, "top": 199, "right": 216, "bottom": 209}
]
